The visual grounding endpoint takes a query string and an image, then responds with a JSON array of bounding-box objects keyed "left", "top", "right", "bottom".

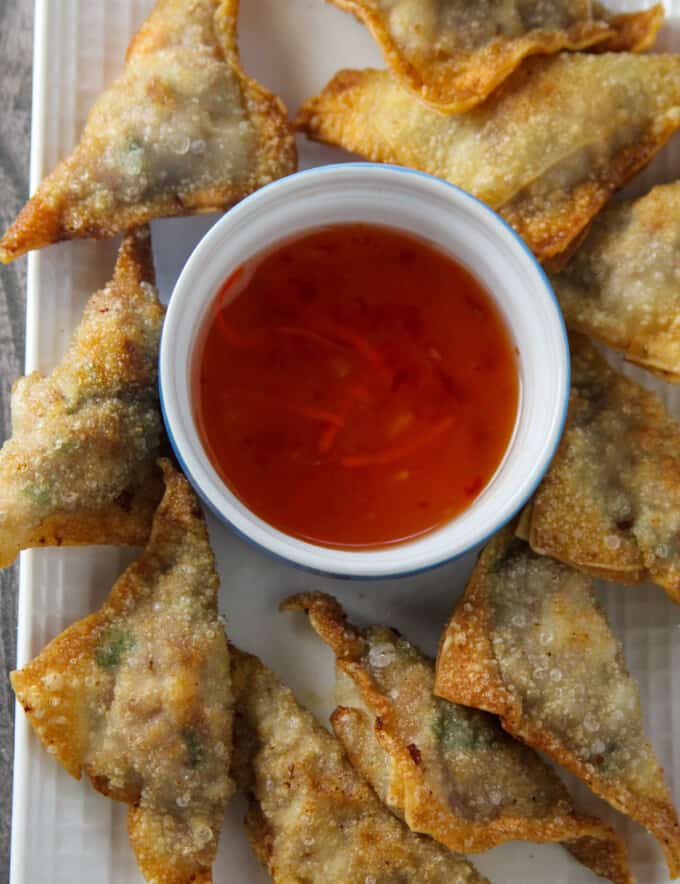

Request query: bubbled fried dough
[
  {"left": 0, "top": 228, "right": 164, "bottom": 569},
  {"left": 435, "top": 528, "right": 680, "bottom": 878},
  {"left": 0, "top": 0, "right": 296, "bottom": 263},
  {"left": 297, "top": 53, "right": 680, "bottom": 263},
  {"left": 550, "top": 182, "right": 680, "bottom": 382},
  {"left": 284, "top": 592, "right": 631, "bottom": 884},
  {"left": 11, "top": 461, "right": 234, "bottom": 884},
  {"left": 230, "top": 647, "right": 487, "bottom": 884},
  {"left": 522, "top": 335, "right": 680, "bottom": 602},
  {"left": 329, "top": 0, "right": 662, "bottom": 113}
]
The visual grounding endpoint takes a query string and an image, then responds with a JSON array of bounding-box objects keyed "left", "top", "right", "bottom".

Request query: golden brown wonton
[
  {"left": 297, "top": 53, "right": 680, "bottom": 262},
  {"left": 521, "top": 335, "right": 680, "bottom": 603},
  {"left": 550, "top": 182, "right": 680, "bottom": 381},
  {"left": 435, "top": 528, "right": 680, "bottom": 878},
  {"left": 0, "top": 228, "right": 164, "bottom": 569},
  {"left": 230, "top": 647, "right": 487, "bottom": 884},
  {"left": 11, "top": 460, "right": 233, "bottom": 884},
  {"left": 329, "top": 0, "right": 662, "bottom": 113},
  {"left": 0, "top": 0, "right": 296, "bottom": 263},
  {"left": 284, "top": 592, "right": 631, "bottom": 883}
]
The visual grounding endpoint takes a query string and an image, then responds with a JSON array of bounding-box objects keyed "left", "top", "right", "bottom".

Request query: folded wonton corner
[
  {"left": 284, "top": 591, "right": 632, "bottom": 884},
  {"left": 11, "top": 460, "right": 234, "bottom": 884},
  {"left": 551, "top": 182, "right": 680, "bottom": 382},
  {"left": 0, "top": 227, "right": 165, "bottom": 569},
  {"left": 0, "top": 0, "right": 297, "bottom": 263},
  {"left": 522, "top": 334, "right": 680, "bottom": 604},
  {"left": 435, "top": 527, "right": 680, "bottom": 878},
  {"left": 297, "top": 53, "right": 680, "bottom": 263},
  {"left": 329, "top": 0, "right": 663, "bottom": 113}
]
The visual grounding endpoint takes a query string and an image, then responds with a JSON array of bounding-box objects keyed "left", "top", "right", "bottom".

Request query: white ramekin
[{"left": 160, "top": 163, "right": 569, "bottom": 578}]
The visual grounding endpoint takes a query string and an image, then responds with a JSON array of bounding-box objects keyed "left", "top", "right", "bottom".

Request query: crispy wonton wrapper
[
  {"left": 11, "top": 460, "right": 234, "bottom": 884},
  {"left": 521, "top": 335, "right": 680, "bottom": 603},
  {"left": 435, "top": 528, "right": 680, "bottom": 878},
  {"left": 297, "top": 53, "right": 680, "bottom": 262},
  {"left": 329, "top": 0, "right": 662, "bottom": 113},
  {"left": 284, "top": 592, "right": 631, "bottom": 884},
  {"left": 0, "top": 228, "right": 165, "bottom": 569},
  {"left": 550, "top": 182, "right": 680, "bottom": 382},
  {"left": 0, "top": 0, "right": 296, "bottom": 263},
  {"left": 230, "top": 646, "right": 487, "bottom": 884}
]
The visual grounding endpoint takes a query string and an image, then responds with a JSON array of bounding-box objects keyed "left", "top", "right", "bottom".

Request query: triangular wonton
[
  {"left": 521, "top": 335, "right": 680, "bottom": 603},
  {"left": 11, "top": 460, "right": 234, "bottom": 884},
  {"left": 550, "top": 182, "right": 680, "bottom": 382},
  {"left": 284, "top": 592, "right": 631, "bottom": 884},
  {"left": 0, "top": 0, "right": 296, "bottom": 263},
  {"left": 297, "top": 53, "right": 680, "bottom": 262},
  {"left": 230, "top": 646, "right": 487, "bottom": 884},
  {"left": 328, "top": 0, "right": 662, "bottom": 112},
  {"left": 435, "top": 528, "right": 680, "bottom": 878},
  {"left": 0, "top": 228, "right": 164, "bottom": 568}
]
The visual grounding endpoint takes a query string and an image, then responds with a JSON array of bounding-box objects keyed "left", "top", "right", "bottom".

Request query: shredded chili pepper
[
  {"left": 318, "top": 422, "right": 340, "bottom": 454},
  {"left": 274, "top": 325, "right": 342, "bottom": 351},
  {"left": 281, "top": 404, "right": 344, "bottom": 428},
  {"left": 318, "top": 383, "right": 373, "bottom": 453},
  {"left": 314, "top": 320, "right": 392, "bottom": 383},
  {"left": 248, "top": 392, "right": 345, "bottom": 428},
  {"left": 339, "top": 417, "right": 454, "bottom": 468}
]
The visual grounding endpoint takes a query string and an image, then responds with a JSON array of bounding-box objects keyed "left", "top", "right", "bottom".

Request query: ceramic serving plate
[{"left": 10, "top": 1, "right": 680, "bottom": 882}]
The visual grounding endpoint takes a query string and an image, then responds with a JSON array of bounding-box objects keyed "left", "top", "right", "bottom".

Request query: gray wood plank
[{"left": 0, "top": 0, "right": 34, "bottom": 881}]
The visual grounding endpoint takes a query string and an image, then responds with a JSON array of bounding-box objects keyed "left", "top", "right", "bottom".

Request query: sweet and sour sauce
[{"left": 195, "top": 224, "right": 518, "bottom": 549}]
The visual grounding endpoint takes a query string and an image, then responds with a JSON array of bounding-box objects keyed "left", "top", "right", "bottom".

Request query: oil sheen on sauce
[{"left": 195, "top": 224, "right": 519, "bottom": 549}]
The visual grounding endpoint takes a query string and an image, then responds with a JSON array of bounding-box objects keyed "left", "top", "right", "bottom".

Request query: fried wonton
[
  {"left": 230, "top": 647, "right": 487, "bottom": 884},
  {"left": 11, "top": 460, "right": 233, "bottom": 884},
  {"left": 297, "top": 54, "right": 680, "bottom": 262},
  {"left": 521, "top": 335, "right": 680, "bottom": 603},
  {"left": 0, "top": 228, "right": 165, "bottom": 569},
  {"left": 550, "top": 182, "right": 680, "bottom": 381},
  {"left": 436, "top": 528, "right": 680, "bottom": 878},
  {"left": 284, "top": 592, "right": 631, "bottom": 884},
  {"left": 0, "top": 0, "right": 296, "bottom": 263},
  {"left": 329, "top": 0, "right": 662, "bottom": 113}
]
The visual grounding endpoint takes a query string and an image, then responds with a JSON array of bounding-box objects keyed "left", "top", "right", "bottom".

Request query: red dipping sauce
[{"left": 194, "top": 224, "right": 518, "bottom": 549}]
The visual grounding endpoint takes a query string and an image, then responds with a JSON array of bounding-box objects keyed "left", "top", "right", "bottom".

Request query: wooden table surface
[{"left": 0, "top": 1, "right": 34, "bottom": 881}]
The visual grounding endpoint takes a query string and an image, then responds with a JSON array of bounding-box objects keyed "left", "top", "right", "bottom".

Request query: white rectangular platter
[{"left": 9, "top": 1, "right": 680, "bottom": 882}]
